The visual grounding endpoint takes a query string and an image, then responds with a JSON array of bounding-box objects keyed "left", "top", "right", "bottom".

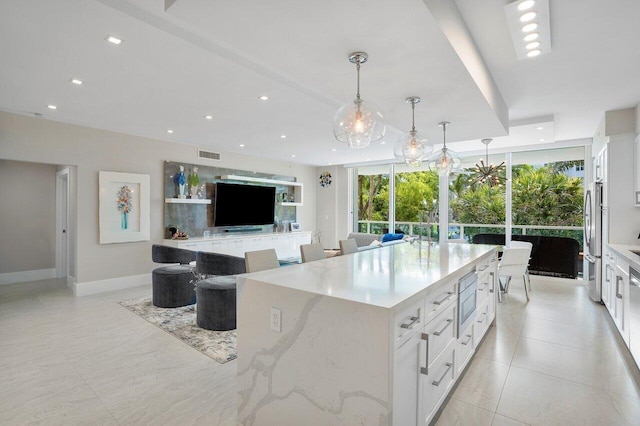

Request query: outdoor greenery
[{"left": 357, "top": 160, "right": 584, "bottom": 243}]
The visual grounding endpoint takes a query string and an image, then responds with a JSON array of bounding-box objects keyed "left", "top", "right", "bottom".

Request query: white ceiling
[{"left": 1, "top": 0, "right": 638, "bottom": 166}]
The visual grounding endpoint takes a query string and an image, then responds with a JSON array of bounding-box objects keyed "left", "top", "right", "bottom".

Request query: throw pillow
[{"left": 381, "top": 233, "right": 405, "bottom": 243}]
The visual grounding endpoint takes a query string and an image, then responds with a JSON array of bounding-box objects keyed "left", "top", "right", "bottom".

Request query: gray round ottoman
[
  {"left": 196, "top": 276, "right": 237, "bottom": 331},
  {"left": 152, "top": 265, "right": 196, "bottom": 308}
]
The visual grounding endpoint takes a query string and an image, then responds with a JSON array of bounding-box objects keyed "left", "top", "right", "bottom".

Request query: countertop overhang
[
  {"left": 239, "top": 242, "right": 496, "bottom": 309},
  {"left": 608, "top": 244, "right": 640, "bottom": 271}
]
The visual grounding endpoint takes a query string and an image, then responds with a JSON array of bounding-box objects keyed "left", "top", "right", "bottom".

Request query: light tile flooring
[{"left": 1, "top": 277, "right": 639, "bottom": 425}]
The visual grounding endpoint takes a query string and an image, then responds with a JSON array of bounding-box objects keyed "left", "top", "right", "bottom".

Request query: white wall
[
  {"left": 315, "top": 165, "right": 351, "bottom": 249},
  {"left": 0, "top": 111, "right": 316, "bottom": 288},
  {"left": 0, "top": 160, "right": 56, "bottom": 274}
]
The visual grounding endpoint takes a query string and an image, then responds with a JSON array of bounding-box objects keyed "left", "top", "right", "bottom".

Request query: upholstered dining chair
[
  {"left": 339, "top": 239, "right": 358, "bottom": 255},
  {"left": 498, "top": 246, "right": 532, "bottom": 302},
  {"left": 300, "top": 243, "right": 326, "bottom": 263},
  {"left": 508, "top": 240, "right": 533, "bottom": 291},
  {"left": 245, "top": 249, "right": 280, "bottom": 273}
]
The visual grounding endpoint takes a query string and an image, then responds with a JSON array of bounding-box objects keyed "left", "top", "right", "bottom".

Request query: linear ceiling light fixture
[
  {"left": 394, "top": 97, "right": 431, "bottom": 167},
  {"left": 332, "top": 51, "right": 385, "bottom": 149},
  {"left": 505, "top": 0, "right": 551, "bottom": 60},
  {"left": 470, "top": 139, "right": 506, "bottom": 187},
  {"left": 428, "top": 122, "right": 460, "bottom": 176}
]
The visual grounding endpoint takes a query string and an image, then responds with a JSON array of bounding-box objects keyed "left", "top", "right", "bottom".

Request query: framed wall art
[{"left": 99, "top": 171, "right": 150, "bottom": 244}]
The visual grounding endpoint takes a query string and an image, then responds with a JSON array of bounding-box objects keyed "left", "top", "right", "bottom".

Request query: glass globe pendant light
[
  {"left": 332, "top": 52, "right": 386, "bottom": 149},
  {"left": 393, "top": 97, "right": 431, "bottom": 167},
  {"left": 428, "top": 121, "right": 460, "bottom": 175}
]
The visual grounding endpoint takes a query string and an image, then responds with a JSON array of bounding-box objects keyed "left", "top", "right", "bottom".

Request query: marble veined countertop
[{"left": 241, "top": 242, "right": 496, "bottom": 309}]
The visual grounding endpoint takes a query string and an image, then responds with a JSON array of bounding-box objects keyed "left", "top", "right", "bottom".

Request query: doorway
[{"left": 56, "top": 169, "right": 69, "bottom": 280}]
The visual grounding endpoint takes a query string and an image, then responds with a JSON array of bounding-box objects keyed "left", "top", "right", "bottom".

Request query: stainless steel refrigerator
[{"left": 584, "top": 181, "right": 603, "bottom": 302}]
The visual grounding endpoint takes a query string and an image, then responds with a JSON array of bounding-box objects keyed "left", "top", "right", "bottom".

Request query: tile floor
[{"left": 1, "top": 276, "right": 639, "bottom": 425}]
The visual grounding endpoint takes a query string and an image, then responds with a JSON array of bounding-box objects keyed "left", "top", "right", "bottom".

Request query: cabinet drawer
[
  {"left": 424, "top": 280, "right": 456, "bottom": 323},
  {"left": 474, "top": 298, "right": 491, "bottom": 347},
  {"left": 421, "top": 344, "right": 456, "bottom": 424},
  {"left": 456, "top": 321, "right": 474, "bottom": 376},
  {"left": 424, "top": 303, "right": 457, "bottom": 368},
  {"left": 476, "top": 272, "right": 491, "bottom": 305},
  {"left": 394, "top": 298, "right": 424, "bottom": 349}
]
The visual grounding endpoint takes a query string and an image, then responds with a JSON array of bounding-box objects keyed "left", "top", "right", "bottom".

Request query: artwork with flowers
[
  {"left": 99, "top": 171, "right": 150, "bottom": 244},
  {"left": 319, "top": 171, "right": 332, "bottom": 188}
]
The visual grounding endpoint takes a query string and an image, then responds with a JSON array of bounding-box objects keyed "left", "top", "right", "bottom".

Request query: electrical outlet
[{"left": 270, "top": 307, "right": 281, "bottom": 332}]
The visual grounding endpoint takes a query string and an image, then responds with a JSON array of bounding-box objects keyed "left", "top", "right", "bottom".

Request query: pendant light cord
[
  {"left": 356, "top": 61, "right": 361, "bottom": 101},
  {"left": 411, "top": 101, "right": 416, "bottom": 133}
]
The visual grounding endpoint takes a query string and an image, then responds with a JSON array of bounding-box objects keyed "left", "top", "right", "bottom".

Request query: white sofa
[{"left": 346, "top": 233, "right": 407, "bottom": 252}]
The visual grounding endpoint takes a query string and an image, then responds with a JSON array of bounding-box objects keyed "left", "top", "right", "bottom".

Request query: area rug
[{"left": 118, "top": 297, "right": 236, "bottom": 364}]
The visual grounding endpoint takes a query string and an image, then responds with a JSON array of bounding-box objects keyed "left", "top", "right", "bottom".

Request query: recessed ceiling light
[
  {"left": 366, "top": 158, "right": 371, "bottom": 161},
  {"left": 539, "top": 138, "right": 545, "bottom": 142},
  {"left": 524, "top": 32, "right": 539, "bottom": 42},
  {"left": 536, "top": 126, "right": 544, "bottom": 130},
  {"left": 526, "top": 41, "right": 541, "bottom": 50},
  {"left": 291, "top": 154, "right": 296, "bottom": 158},
  {"left": 527, "top": 49, "right": 542, "bottom": 57},
  {"left": 204, "top": 115, "right": 213, "bottom": 120},
  {"left": 520, "top": 11, "right": 537, "bottom": 22},
  {"left": 167, "top": 129, "right": 174, "bottom": 134},
  {"left": 518, "top": 0, "right": 536, "bottom": 11},
  {"left": 70, "top": 78, "right": 83, "bottom": 85},
  {"left": 328, "top": 163, "right": 333, "bottom": 165},
  {"left": 331, "top": 148, "right": 337, "bottom": 152},
  {"left": 47, "top": 104, "right": 57, "bottom": 110},
  {"left": 258, "top": 95, "right": 269, "bottom": 101},
  {"left": 240, "top": 144, "right": 245, "bottom": 147},
  {"left": 381, "top": 141, "right": 386, "bottom": 145},
  {"left": 105, "top": 35, "right": 122, "bottom": 45},
  {"left": 522, "top": 23, "right": 538, "bottom": 32},
  {"left": 280, "top": 134, "right": 286, "bottom": 139}
]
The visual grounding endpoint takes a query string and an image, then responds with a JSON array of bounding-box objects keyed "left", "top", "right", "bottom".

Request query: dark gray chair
[
  {"left": 195, "top": 252, "right": 246, "bottom": 331},
  {"left": 151, "top": 245, "right": 197, "bottom": 308}
]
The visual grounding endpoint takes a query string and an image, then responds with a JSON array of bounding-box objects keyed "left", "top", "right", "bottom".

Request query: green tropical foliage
[{"left": 357, "top": 161, "right": 584, "bottom": 231}]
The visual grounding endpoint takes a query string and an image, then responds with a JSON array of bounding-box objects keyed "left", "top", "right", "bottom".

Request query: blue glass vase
[{"left": 121, "top": 212, "right": 128, "bottom": 230}]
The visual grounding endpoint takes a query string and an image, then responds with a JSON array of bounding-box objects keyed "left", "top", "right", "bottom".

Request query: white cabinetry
[
  {"left": 605, "top": 249, "right": 630, "bottom": 346},
  {"left": 165, "top": 231, "right": 311, "bottom": 260},
  {"left": 392, "top": 252, "right": 497, "bottom": 425}
]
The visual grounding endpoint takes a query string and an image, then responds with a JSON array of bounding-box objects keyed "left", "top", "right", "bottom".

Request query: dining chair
[
  {"left": 498, "top": 246, "right": 532, "bottom": 302},
  {"left": 300, "top": 243, "right": 326, "bottom": 263},
  {"left": 508, "top": 240, "right": 533, "bottom": 291},
  {"left": 245, "top": 249, "right": 280, "bottom": 273},
  {"left": 339, "top": 239, "right": 358, "bottom": 255}
]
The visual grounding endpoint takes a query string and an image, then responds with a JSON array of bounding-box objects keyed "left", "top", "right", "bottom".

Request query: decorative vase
[
  {"left": 175, "top": 165, "right": 186, "bottom": 199},
  {"left": 121, "top": 212, "right": 128, "bottom": 230},
  {"left": 190, "top": 185, "right": 199, "bottom": 199},
  {"left": 188, "top": 167, "right": 200, "bottom": 199}
]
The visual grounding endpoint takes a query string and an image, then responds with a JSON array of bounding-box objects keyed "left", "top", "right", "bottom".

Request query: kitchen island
[{"left": 236, "top": 242, "right": 498, "bottom": 425}]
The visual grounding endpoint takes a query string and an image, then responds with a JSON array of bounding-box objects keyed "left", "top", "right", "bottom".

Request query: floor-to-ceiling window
[
  {"left": 356, "top": 165, "right": 390, "bottom": 234},
  {"left": 394, "top": 163, "right": 439, "bottom": 239}
]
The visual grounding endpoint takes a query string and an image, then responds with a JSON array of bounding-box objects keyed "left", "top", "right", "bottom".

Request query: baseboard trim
[
  {"left": 0, "top": 268, "right": 56, "bottom": 285},
  {"left": 67, "top": 275, "right": 76, "bottom": 289},
  {"left": 73, "top": 273, "right": 151, "bottom": 296}
]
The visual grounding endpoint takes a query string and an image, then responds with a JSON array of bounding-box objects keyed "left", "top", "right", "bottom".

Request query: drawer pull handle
[
  {"left": 433, "top": 292, "right": 453, "bottom": 305},
  {"left": 461, "top": 334, "right": 473, "bottom": 346},
  {"left": 477, "top": 313, "right": 487, "bottom": 324},
  {"left": 478, "top": 284, "right": 488, "bottom": 292},
  {"left": 432, "top": 362, "right": 453, "bottom": 386},
  {"left": 400, "top": 316, "right": 420, "bottom": 329},
  {"left": 616, "top": 276, "right": 623, "bottom": 299},
  {"left": 433, "top": 319, "right": 453, "bottom": 336},
  {"left": 489, "top": 272, "right": 495, "bottom": 293},
  {"left": 478, "top": 264, "right": 489, "bottom": 272},
  {"left": 420, "top": 333, "right": 429, "bottom": 375}
]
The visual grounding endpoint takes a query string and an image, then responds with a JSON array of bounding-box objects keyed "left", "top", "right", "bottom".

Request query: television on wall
[{"left": 212, "top": 182, "right": 276, "bottom": 227}]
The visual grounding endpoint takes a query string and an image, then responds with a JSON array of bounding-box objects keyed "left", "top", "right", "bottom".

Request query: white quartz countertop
[
  {"left": 240, "top": 242, "right": 496, "bottom": 309},
  {"left": 608, "top": 244, "right": 640, "bottom": 270}
]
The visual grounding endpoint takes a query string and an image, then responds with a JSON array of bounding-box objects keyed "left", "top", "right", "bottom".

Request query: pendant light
[
  {"left": 332, "top": 52, "right": 386, "bottom": 149},
  {"left": 428, "top": 121, "right": 460, "bottom": 175},
  {"left": 471, "top": 138, "right": 506, "bottom": 187},
  {"left": 393, "top": 97, "right": 431, "bottom": 167}
]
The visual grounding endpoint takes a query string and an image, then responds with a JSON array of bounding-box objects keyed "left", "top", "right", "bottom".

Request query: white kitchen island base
[{"left": 237, "top": 243, "right": 497, "bottom": 425}]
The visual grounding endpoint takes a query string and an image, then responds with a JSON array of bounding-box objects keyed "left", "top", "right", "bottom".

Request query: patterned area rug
[{"left": 119, "top": 297, "right": 236, "bottom": 364}]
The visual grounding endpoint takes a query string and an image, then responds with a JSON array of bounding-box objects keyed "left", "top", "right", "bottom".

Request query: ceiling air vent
[{"left": 198, "top": 149, "right": 221, "bottom": 161}]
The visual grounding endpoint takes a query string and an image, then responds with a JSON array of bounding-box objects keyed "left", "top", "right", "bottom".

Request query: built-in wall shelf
[
  {"left": 165, "top": 198, "right": 211, "bottom": 204},
  {"left": 219, "top": 174, "right": 304, "bottom": 206}
]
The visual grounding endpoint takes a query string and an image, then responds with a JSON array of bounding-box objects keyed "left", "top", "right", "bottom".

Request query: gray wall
[
  {"left": 0, "top": 111, "right": 317, "bottom": 284},
  {"left": 0, "top": 160, "right": 56, "bottom": 273}
]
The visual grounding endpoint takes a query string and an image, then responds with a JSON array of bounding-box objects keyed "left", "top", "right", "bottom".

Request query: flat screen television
[{"left": 213, "top": 182, "right": 276, "bottom": 227}]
